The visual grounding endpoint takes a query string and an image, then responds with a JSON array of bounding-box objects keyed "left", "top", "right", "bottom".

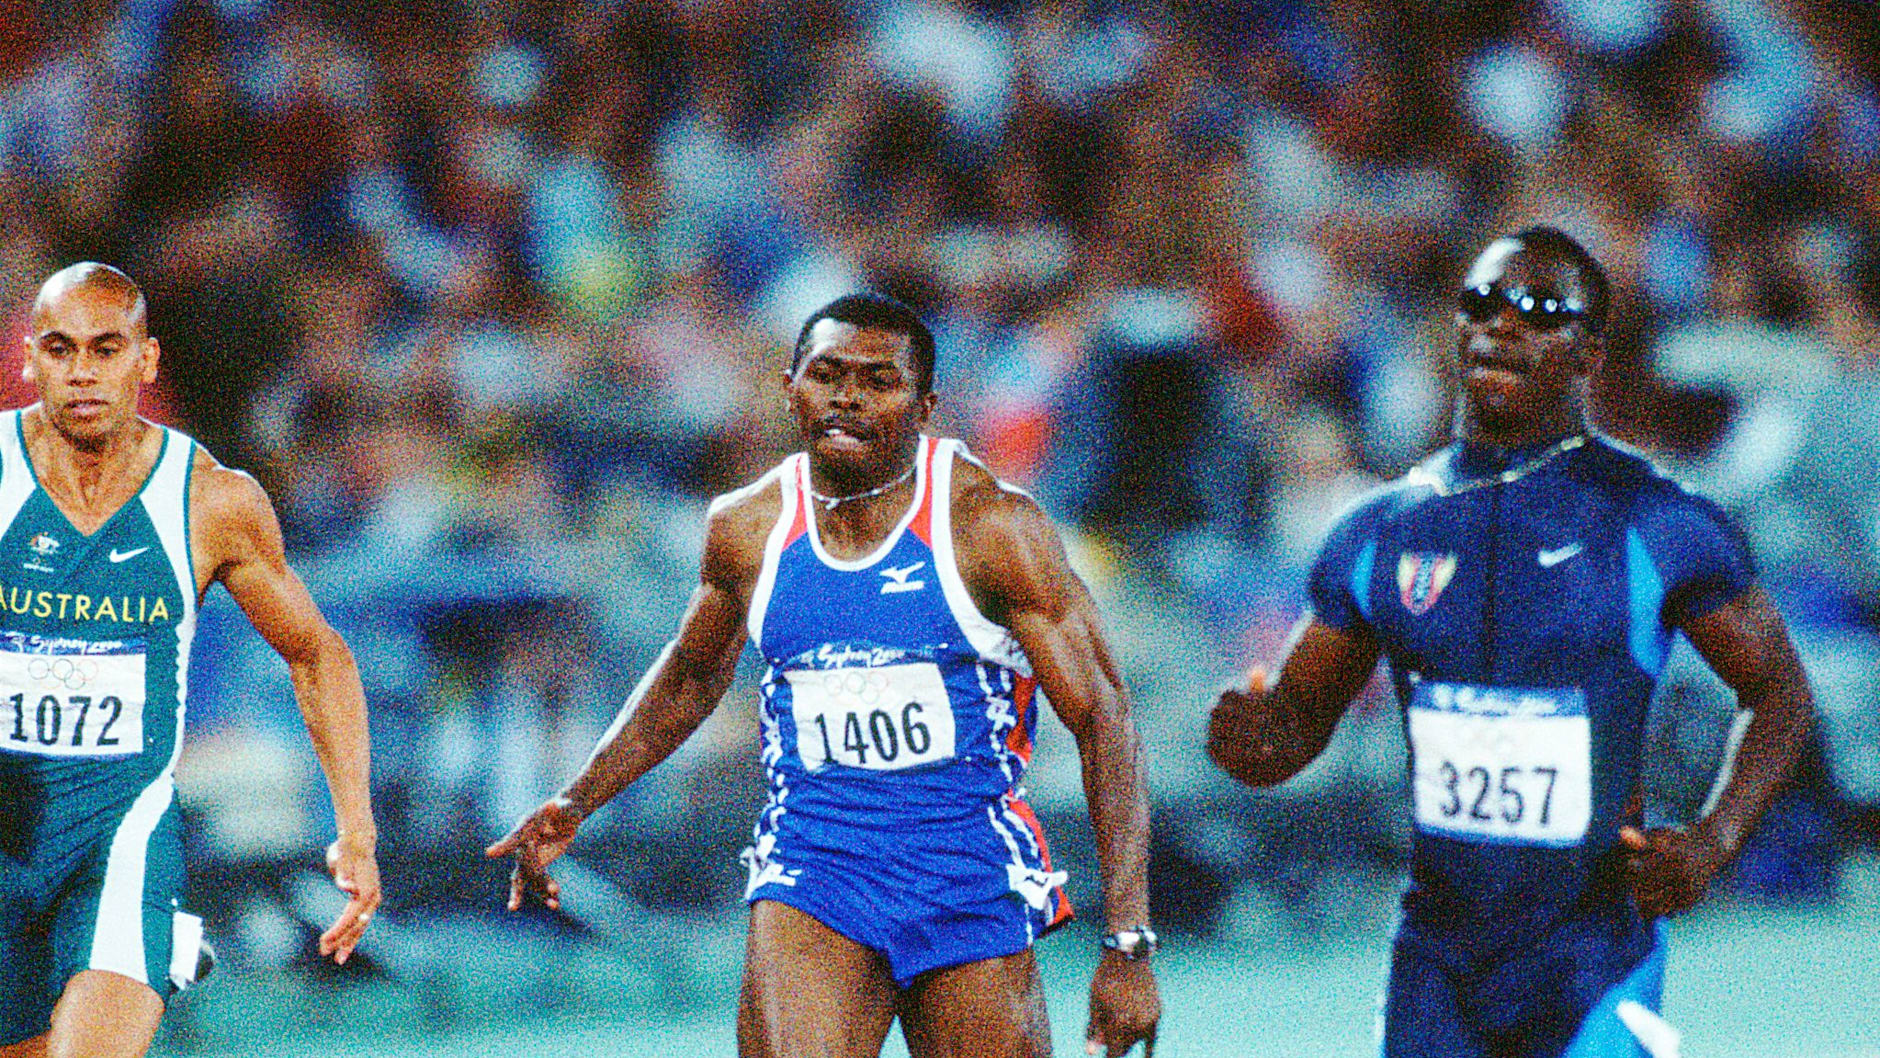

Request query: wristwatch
[{"left": 1101, "top": 926, "right": 1159, "bottom": 960}]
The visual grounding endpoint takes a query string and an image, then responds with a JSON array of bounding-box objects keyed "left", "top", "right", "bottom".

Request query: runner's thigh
[
  {"left": 898, "top": 948, "right": 1050, "bottom": 1058},
  {"left": 739, "top": 900, "right": 898, "bottom": 1058}
]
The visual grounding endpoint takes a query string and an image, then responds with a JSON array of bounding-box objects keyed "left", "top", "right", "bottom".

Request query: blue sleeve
[
  {"left": 1636, "top": 484, "right": 1756, "bottom": 628},
  {"left": 1306, "top": 497, "right": 1381, "bottom": 634}
]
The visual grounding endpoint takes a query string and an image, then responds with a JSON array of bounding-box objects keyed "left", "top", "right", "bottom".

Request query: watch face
[{"left": 1105, "top": 929, "right": 1157, "bottom": 957}]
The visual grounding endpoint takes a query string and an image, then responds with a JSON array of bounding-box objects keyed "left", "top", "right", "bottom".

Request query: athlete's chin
[
  {"left": 809, "top": 432, "right": 888, "bottom": 469},
  {"left": 1462, "top": 377, "right": 1537, "bottom": 419},
  {"left": 50, "top": 408, "right": 126, "bottom": 444}
]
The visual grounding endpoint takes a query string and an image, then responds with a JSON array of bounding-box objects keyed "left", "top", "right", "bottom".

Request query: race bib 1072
[
  {"left": 1407, "top": 681, "right": 1591, "bottom": 847},
  {"left": 0, "top": 635, "right": 146, "bottom": 758},
  {"left": 785, "top": 662, "right": 956, "bottom": 773}
]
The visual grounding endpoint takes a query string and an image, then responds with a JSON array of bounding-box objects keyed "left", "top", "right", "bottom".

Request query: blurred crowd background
[{"left": 3, "top": 0, "right": 1879, "bottom": 1050}]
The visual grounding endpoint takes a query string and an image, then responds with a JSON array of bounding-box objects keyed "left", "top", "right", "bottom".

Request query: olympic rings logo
[
  {"left": 819, "top": 669, "right": 889, "bottom": 706},
  {"left": 27, "top": 656, "right": 98, "bottom": 690}
]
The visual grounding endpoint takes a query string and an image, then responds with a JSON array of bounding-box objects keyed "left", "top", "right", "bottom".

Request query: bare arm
[
  {"left": 561, "top": 572, "right": 748, "bottom": 816},
  {"left": 195, "top": 459, "right": 378, "bottom": 963},
  {"left": 486, "top": 492, "right": 761, "bottom": 909},
  {"left": 1206, "top": 615, "right": 1380, "bottom": 788},
  {"left": 956, "top": 480, "right": 1158, "bottom": 1057},
  {"left": 1620, "top": 588, "right": 1815, "bottom": 916}
]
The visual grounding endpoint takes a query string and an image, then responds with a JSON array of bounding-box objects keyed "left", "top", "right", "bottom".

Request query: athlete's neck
[
  {"left": 805, "top": 439, "right": 923, "bottom": 560},
  {"left": 24, "top": 407, "right": 156, "bottom": 507},
  {"left": 806, "top": 436, "right": 922, "bottom": 510},
  {"left": 1456, "top": 400, "right": 1587, "bottom": 453}
]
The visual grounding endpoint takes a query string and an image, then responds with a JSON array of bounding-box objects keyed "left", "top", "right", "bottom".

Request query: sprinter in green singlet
[{"left": 0, "top": 264, "right": 380, "bottom": 1058}]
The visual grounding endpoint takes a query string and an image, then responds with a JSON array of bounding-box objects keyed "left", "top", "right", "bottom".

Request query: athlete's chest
[
  {"left": 1367, "top": 478, "right": 1631, "bottom": 679},
  {"left": 0, "top": 492, "right": 183, "bottom": 628},
  {"left": 763, "top": 533, "right": 959, "bottom": 657}
]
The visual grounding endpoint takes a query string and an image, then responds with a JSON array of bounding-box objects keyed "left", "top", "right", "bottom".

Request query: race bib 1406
[
  {"left": 785, "top": 662, "right": 956, "bottom": 772},
  {"left": 1408, "top": 681, "right": 1591, "bottom": 847},
  {"left": 0, "top": 635, "right": 146, "bottom": 758}
]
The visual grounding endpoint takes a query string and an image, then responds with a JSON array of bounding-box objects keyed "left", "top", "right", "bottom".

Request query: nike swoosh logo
[
  {"left": 109, "top": 547, "right": 150, "bottom": 563},
  {"left": 1537, "top": 543, "right": 1583, "bottom": 568}
]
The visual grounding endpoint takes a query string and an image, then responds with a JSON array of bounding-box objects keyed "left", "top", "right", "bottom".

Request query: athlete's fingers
[
  {"left": 1244, "top": 666, "right": 1269, "bottom": 695},
  {"left": 488, "top": 812, "right": 546, "bottom": 859},
  {"left": 319, "top": 896, "right": 372, "bottom": 962},
  {"left": 1617, "top": 825, "right": 1650, "bottom": 850},
  {"left": 506, "top": 861, "right": 561, "bottom": 911},
  {"left": 1105, "top": 1023, "right": 1149, "bottom": 1058}
]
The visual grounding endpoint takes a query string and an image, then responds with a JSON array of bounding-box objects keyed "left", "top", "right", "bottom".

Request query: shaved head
[{"left": 34, "top": 262, "right": 147, "bottom": 340}]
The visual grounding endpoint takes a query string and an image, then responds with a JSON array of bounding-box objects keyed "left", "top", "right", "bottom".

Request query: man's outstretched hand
[
  {"left": 1619, "top": 824, "right": 1727, "bottom": 919},
  {"left": 486, "top": 796, "right": 585, "bottom": 911},
  {"left": 320, "top": 833, "right": 381, "bottom": 964}
]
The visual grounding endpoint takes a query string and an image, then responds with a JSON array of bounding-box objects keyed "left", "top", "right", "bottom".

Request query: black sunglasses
[{"left": 1456, "top": 284, "right": 1593, "bottom": 332}]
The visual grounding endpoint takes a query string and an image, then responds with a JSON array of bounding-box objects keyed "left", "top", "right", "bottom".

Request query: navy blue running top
[{"left": 1308, "top": 433, "right": 1753, "bottom": 961}]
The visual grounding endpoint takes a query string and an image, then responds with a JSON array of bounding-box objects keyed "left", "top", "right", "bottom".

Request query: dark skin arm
[
  {"left": 1206, "top": 615, "right": 1380, "bottom": 788},
  {"left": 1620, "top": 588, "right": 1815, "bottom": 918},
  {"left": 484, "top": 496, "right": 761, "bottom": 910},
  {"left": 957, "top": 478, "right": 1160, "bottom": 1058}
]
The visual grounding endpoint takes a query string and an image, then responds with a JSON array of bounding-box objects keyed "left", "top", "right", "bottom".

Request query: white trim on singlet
[
  {"left": 141, "top": 429, "right": 197, "bottom": 622},
  {"left": 90, "top": 427, "right": 200, "bottom": 986},
  {"left": 0, "top": 410, "right": 36, "bottom": 535},
  {"left": 929, "top": 439, "right": 1033, "bottom": 677},
  {"left": 800, "top": 435, "right": 933, "bottom": 573},
  {"left": 745, "top": 460, "right": 797, "bottom": 646}
]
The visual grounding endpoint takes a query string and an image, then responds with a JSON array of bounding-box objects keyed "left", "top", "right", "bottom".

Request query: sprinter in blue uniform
[
  {"left": 492, "top": 294, "right": 1160, "bottom": 1057},
  {"left": 1, "top": 264, "right": 379, "bottom": 1058},
  {"left": 1208, "top": 228, "right": 1815, "bottom": 1058}
]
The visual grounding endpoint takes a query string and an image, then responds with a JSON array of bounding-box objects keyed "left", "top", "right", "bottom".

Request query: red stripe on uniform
[
  {"left": 783, "top": 458, "right": 809, "bottom": 547},
  {"left": 1007, "top": 794, "right": 1074, "bottom": 926},
  {"left": 1004, "top": 676, "right": 1036, "bottom": 763},
  {"left": 909, "top": 438, "right": 937, "bottom": 547}
]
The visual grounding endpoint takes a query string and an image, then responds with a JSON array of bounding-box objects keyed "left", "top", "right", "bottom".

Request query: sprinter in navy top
[
  {"left": 1208, "top": 227, "right": 1815, "bottom": 1058},
  {"left": 492, "top": 294, "right": 1160, "bottom": 1058}
]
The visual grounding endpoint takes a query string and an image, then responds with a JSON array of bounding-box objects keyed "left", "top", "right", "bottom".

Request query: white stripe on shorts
[{"left": 87, "top": 769, "right": 177, "bottom": 985}]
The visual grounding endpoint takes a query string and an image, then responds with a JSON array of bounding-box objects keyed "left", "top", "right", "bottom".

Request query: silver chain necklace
[
  {"left": 809, "top": 462, "right": 917, "bottom": 510},
  {"left": 1404, "top": 434, "right": 1586, "bottom": 498}
]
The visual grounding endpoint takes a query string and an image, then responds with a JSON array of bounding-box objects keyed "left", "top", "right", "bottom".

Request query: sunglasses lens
[
  {"left": 1457, "top": 285, "right": 1586, "bottom": 331},
  {"left": 1518, "top": 298, "right": 1579, "bottom": 330},
  {"left": 1457, "top": 286, "right": 1499, "bottom": 322}
]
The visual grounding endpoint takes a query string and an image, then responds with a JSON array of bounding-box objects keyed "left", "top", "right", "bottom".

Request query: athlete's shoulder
[
  {"left": 1573, "top": 433, "right": 1669, "bottom": 488},
  {"left": 187, "top": 445, "right": 278, "bottom": 541},
  {"left": 704, "top": 458, "right": 789, "bottom": 536},
  {"left": 1577, "top": 434, "right": 1730, "bottom": 518},
  {"left": 1330, "top": 453, "right": 1448, "bottom": 534},
  {"left": 700, "top": 458, "right": 792, "bottom": 583},
  {"left": 944, "top": 440, "right": 1051, "bottom": 542}
]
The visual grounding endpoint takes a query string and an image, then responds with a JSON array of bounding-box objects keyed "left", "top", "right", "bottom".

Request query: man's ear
[
  {"left": 20, "top": 336, "right": 33, "bottom": 384},
  {"left": 141, "top": 337, "right": 161, "bottom": 385}
]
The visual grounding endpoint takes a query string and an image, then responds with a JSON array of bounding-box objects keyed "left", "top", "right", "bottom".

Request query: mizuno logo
[
  {"left": 109, "top": 547, "right": 150, "bottom": 564},
  {"left": 879, "top": 562, "right": 926, "bottom": 594},
  {"left": 1537, "top": 543, "right": 1583, "bottom": 568}
]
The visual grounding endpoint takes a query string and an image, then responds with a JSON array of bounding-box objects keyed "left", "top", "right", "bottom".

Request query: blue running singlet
[
  {"left": 738, "top": 435, "right": 1071, "bottom": 986},
  {"left": 1308, "top": 433, "right": 1753, "bottom": 1057}
]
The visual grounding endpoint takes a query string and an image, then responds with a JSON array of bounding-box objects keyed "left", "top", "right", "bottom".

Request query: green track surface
[{"left": 151, "top": 853, "right": 1880, "bottom": 1058}]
